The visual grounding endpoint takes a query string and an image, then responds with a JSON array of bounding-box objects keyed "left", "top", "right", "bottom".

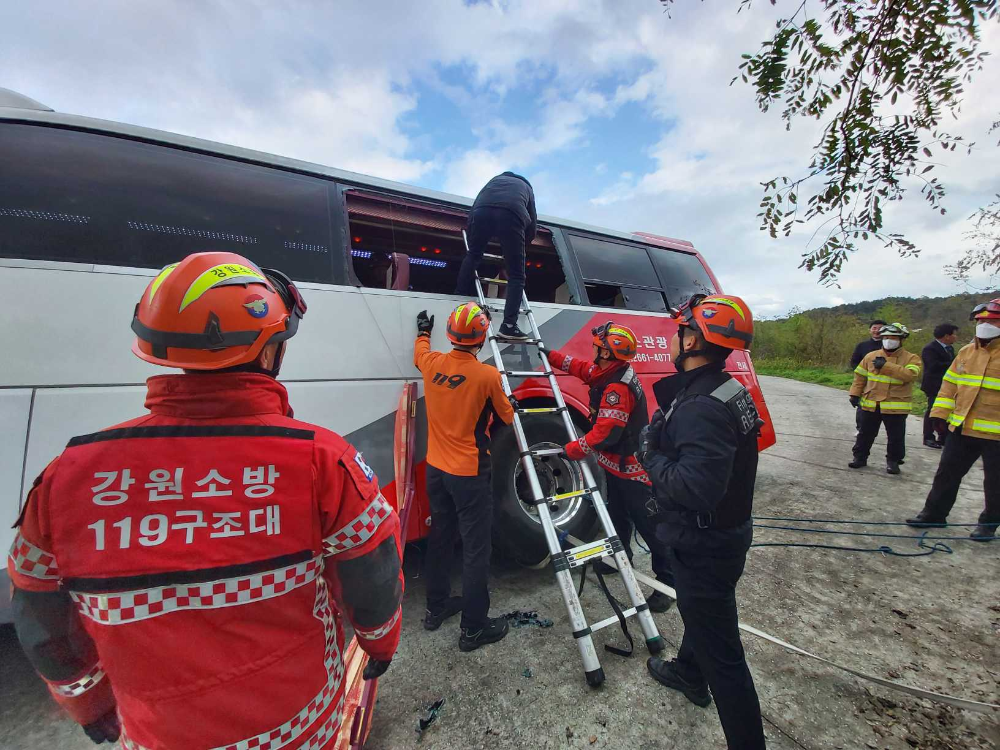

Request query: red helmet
[
  {"left": 132, "top": 252, "right": 307, "bottom": 370},
  {"left": 446, "top": 301, "right": 489, "bottom": 346},
  {"left": 971, "top": 298, "right": 1000, "bottom": 321},
  {"left": 672, "top": 294, "right": 754, "bottom": 351},
  {"left": 592, "top": 322, "right": 638, "bottom": 361}
]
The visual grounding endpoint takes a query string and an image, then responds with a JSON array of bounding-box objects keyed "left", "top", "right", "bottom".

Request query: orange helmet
[
  {"left": 446, "top": 301, "right": 489, "bottom": 346},
  {"left": 971, "top": 298, "right": 1000, "bottom": 321},
  {"left": 131, "top": 252, "right": 307, "bottom": 370},
  {"left": 592, "top": 321, "right": 638, "bottom": 361},
  {"left": 672, "top": 294, "right": 753, "bottom": 351}
]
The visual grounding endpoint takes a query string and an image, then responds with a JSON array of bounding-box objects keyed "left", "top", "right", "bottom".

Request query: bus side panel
[{"left": 0, "top": 389, "right": 33, "bottom": 623}]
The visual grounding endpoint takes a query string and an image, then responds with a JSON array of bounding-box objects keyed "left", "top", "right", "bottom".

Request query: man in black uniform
[
  {"left": 455, "top": 172, "right": 537, "bottom": 340},
  {"left": 637, "top": 294, "right": 766, "bottom": 750},
  {"left": 920, "top": 323, "right": 958, "bottom": 448}
]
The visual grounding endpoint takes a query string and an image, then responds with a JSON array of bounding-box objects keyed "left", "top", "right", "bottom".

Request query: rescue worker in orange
[
  {"left": 8, "top": 252, "right": 404, "bottom": 748},
  {"left": 906, "top": 299, "right": 1000, "bottom": 540},
  {"left": 414, "top": 302, "right": 515, "bottom": 650},
  {"left": 546, "top": 322, "right": 674, "bottom": 613},
  {"left": 848, "top": 323, "right": 921, "bottom": 475}
]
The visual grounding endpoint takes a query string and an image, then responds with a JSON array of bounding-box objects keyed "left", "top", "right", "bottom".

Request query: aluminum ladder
[{"left": 465, "top": 230, "right": 664, "bottom": 687}]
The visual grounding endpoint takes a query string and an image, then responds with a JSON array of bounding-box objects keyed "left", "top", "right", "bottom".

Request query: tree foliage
[
  {"left": 661, "top": 0, "right": 999, "bottom": 285},
  {"left": 947, "top": 194, "right": 1000, "bottom": 285}
]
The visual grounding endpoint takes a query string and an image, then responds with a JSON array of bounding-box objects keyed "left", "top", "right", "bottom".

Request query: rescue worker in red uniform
[
  {"left": 7, "top": 252, "right": 404, "bottom": 749},
  {"left": 546, "top": 322, "right": 673, "bottom": 612}
]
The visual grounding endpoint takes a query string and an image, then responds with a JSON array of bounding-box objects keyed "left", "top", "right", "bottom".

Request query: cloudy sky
[{"left": 2, "top": 0, "right": 997, "bottom": 316}]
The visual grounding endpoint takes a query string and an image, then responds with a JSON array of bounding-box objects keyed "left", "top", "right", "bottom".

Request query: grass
[{"left": 755, "top": 358, "right": 927, "bottom": 416}]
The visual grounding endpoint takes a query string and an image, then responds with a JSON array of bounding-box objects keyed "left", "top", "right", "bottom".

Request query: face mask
[
  {"left": 976, "top": 322, "right": 1000, "bottom": 340},
  {"left": 882, "top": 339, "right": 901, "bottom": 351}
]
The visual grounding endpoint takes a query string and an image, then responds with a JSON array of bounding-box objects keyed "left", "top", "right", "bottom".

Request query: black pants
[
  {"left": 922, "top": 386, "right": 947, "bottom": 442},
  {"left": 455, "top": 205, "right": 527, "bottom": 328},
  {"left": 424, "top": 466, "right": 493, "bottom": 629},
  {"left": 605, "top": 473, "right": 673, "bottom": 585},
  {"left": 919, "top": 429, "right": 1000, "bottom": 526},
  {"left": 853, "top": 406, "right": 907, "bottom": 462},
  {"left": 670, "top": 547, "right": 765, "bottom": 750}
]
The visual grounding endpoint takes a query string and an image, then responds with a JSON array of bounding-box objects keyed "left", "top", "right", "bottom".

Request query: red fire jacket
[
  {"left": 8, "top": 373, "right": 403, "bottom": 750},
  {"left": 546, "top": 351, "right": 650, "bottom": 484}
]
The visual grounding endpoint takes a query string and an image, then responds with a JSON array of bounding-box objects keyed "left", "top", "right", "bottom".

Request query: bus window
[
  {"left": 344, "top": 190, "right": 567, "bottom": 301},
  {"left": 568, "top": 233, "right": 658, "bottom": 288},
  {"left": 0, "top": 124, "right": 336, "bottom": 283},
  {"left": 621, "top": 287, "right": 668, "bottom": 312},
  {"left": 648, "top": 247, "right": 716, "bottom": 307}
]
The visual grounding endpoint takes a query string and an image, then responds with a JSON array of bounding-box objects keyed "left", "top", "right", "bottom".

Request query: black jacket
[
  {"left": 471, "top": 172, "right": 537, "bottom": 242},
  {"left": 850, "top": 338, "right": 883, "bottom": 370},
  {"left": 920, "top": 340, "right": 956, "bottom": 394},
  {"left": 641, "top": 362, "right": 759, "bottom": 555}
]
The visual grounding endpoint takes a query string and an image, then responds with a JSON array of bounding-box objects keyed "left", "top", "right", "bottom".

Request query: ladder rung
[
  {"left": 492, "top": 335, "right": 542, "bottom": 345},
  {"left": 590, "top": 608, "right": 640, "bottom": 634},
  {"left": 563, "top": 539, "right": 614, "bottom": 568},
  {"left": 487, "top": 305, "right": 529, "bottom": 315},
  {"left": 506, "top": 370, "right": 548, "bottom": 378},
  {"left": 480, "top": 277, "right": 508, "bottom": 285},
  {"left": 482, "top": 253, "right": 504, "bottom": 261},
  {"left": 517, "top": 406, "right": 563, "bottom": 414},
  {"left": 529, "top": 447, "right": 565, "bottom": 457},
  {"left": 531, "top": 487, "right": 596, "bottom": 506}
]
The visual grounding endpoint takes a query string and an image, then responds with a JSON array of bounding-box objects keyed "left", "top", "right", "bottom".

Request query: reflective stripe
[
  {"left": 932, "top": 397, "right": 956, "bottom": 411},
  {"left": 971, "top": 419, "right": 1000, "bottom": 434},
  {"left": 559, "top": 355, "right": 574, "bottom": 373},
  {"left": 50, "top": 663, "right": 105, "bottom": 698},
  {"left": 597, "top": 408, "right": 629, "bottom": 423},
  {"left": 577, "top": 435, "right": 593, "bottom": 455},
  {"left": 323, "top": 494, "right": 393, "bottom": 556},
  {"left": 948, "top": 413, "right": 967, "bottom": 426},
  {"left": 944, "top": 370, "right": 984, "bottom": 387},
  {"left": 854, "top": 365, "right": 868, "bottom": 377},
  {"left": 8, "top": 532, "right": 60, "bottom": 581},
  {"left": 860, "top": 398, "right": 911, "bottom": 410},
  {"left": 70, "top": 557, "right": 321, "bottom": 625},
  {"left": 904, "top": 364, "right": 921, "bottom": 374},
  {"left": 119, "top": 577, "right": 345, "bottom": 750},
  {"left": 355, "top": 606, "right": 401, "bottom": 641},
  {"left": 593, "top": 450, "right": 650, "bottom": 484},
  {"left": 983, "top": 376, "right": 1000, "bottom": 391},
  {"left": 865, "top": 372, "right": 904, "bottom": 385}
]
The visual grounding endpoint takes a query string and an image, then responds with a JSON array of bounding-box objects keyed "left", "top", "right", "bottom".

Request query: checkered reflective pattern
[
  {"left": 597, "top": 408, "right": 629, "bottom": 423},
  {"left": 70, "top": 558, "right": 321, "bottom": 625},
  {"left": 8, "top": 532, "right": 60, "bottom": 580},
  {"left": 50, "top": 663, "right": 105, "bottom": 697},
  {"left": 322, "top": 493, "right": 392, "bottom": 556},
  {"left": 355, "top": 606, "right": 401, "bottom": 641},
  {"left": 120, "top": 577, "right": 345, "bottom": 750}
]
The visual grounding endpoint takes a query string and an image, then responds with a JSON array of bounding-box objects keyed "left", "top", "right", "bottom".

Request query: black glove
[
  {"left": 363, "top": 658, "right": 391, "bottom": 680},
  {"left": 873, "top": 356, "right": 886, "bottom": 370},
  {"left": 636, "top": 410, "right": 665, "bottom": 465},
  {"left": 508, "top": 395, "right": 520, "bottom": 412},
  {"left": 83, "top": 709, "right": 121, "bottom": 744},
  {"left": 849, "top": 395, "right": 861, "bottom": 408},
  {"left": 416, "top": 310, "right": 434, "bottom": 335}
]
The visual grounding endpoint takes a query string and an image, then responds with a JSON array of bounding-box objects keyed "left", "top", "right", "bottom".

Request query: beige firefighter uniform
[
  {"left": 850, "top": 347, "right": 922, "bottom": 415},
  {"left": 930, "top": 338, "right": 1000, "bottom": 441}
]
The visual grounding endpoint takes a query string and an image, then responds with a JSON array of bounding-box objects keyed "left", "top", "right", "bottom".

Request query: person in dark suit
[
  {"left": 850, "top": 320, "right": 887, "bottom": 432},
  {"left": 921, "top": 323, "right": 959, "bottom": 448}
]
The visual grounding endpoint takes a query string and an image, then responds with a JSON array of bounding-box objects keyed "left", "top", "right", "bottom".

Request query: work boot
[
  {"left": 646, "top": 658, "right": 712, "bottom": 708},
  {"left": 646, "top": 590, "right": 674, "bottom": 613},
  {"left": 848, "top": 457, "right": 867, "bottom": 469},
  {"left": 886, "top": 460, "right": 901, "bottom": 475},
  {"left": 459, "top": 616, "right": 510, "bottom": 652},
  {"left": 424, "top": 596, "right": 463, "bottom": 631},
  {"left": 905, "top": 513, "right": 947, "bottom": 528},
  {"left": 498, "top": 323, "right": 531, "bottom": 341},
  {"left": 970, "top": 524, "right": 998, "bottom": 542},
  {"left": 923, "top": 439, "right": 943, "bottom": 449}
]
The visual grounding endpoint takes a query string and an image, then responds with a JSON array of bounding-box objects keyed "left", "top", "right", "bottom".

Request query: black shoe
[
  {"left": 646, "top": 658, "right": 712, "bottom": 707},
  {"left": 424, "top": 596, "right": 463, "bottom": 631},
  {"left": 646, "top": 590, "right": 675, "bottom": 614},
  {"left": 970, "top": 524, "right": 998, "bottom": 542},
  {"left": 886, "top": 460, "right": 901, "bottom": 475},
  {"left": 905, "top": 513, "right": 947, "bottom": 528},
  {"left": 498, "top": 323, "right": 531, "bottom": 341},
  {"left": 459, "top": 616, "right": 509, "bottom": 652},
  {"left": 848, "top": 458, "right": 867, "bottom": 469},
  {"left": 923, "top": 439, "right": 944, "bottom": 449}
]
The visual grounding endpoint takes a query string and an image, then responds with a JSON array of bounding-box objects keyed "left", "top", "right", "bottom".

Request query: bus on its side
[{"left": 0, "top": 88, "right": 775, "bottom": 621}]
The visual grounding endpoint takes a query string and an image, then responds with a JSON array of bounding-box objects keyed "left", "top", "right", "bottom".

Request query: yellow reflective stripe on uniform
[
  {"left": 932, "top": 396, "right": 956, "bottom": 411},
  {"left": 866, "top": 372, "right": 904, "bottom": 385},
  {"left": 878, "top": 401, "right": 912, "bottom": 410},
  {"left": 148, "top": 263, "right": 179, "bottom": 302},
  {"left": 982, "top": 376, "right": 1000, "bottom": 391},
  {"left": 948, "top": 413, "right": 966, "bottom": 426},
  {"left": 942, "top": 369, "right": 962, "bottom": 385},
  {"left": 904, "top": 364, "right": 921, "bottom": 374},
  {"left": 854, "top": 365, "right": 868, "bottom": 376},
  {"left": 943, "top": 371, "right": 984, "bottom": 387},
  {"left": 180, "top": 263, "right": 268, "bottom": 312},
  {"left": 971, "top": 419, "right": 1000, "bottom": 433},
  {"left": 859, "top": 397, "right": 878, "bottom": 409}
]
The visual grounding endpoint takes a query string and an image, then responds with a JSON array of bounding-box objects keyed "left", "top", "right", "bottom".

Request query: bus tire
[{"left": 490, "top": 414, "right": 603, "bottom": 567}]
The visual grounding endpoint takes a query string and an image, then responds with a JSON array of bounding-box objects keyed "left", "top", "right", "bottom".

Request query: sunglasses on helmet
[
  {"left": 261, "top": 267, "right": 308, "bottom": 320},
  {"left": 970, "top": 301, "right": 1000, "bottom": 321}
]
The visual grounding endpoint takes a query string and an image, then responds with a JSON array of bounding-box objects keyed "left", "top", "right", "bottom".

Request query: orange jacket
[{"left": 414, "top": 334, "right": 514, "bottom": 476}]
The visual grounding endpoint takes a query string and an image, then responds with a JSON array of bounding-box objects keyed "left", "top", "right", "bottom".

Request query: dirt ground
[{"left": 2, "top": 376, "right": 997, "bottom": 749}]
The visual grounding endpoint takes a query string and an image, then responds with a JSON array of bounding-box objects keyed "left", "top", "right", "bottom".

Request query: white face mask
[
  {"left": 976, "top": 322, "right": 1000, "bottom": 340},
  {"left": 882, "top": 339, "right": 901, "bottom": 351}
]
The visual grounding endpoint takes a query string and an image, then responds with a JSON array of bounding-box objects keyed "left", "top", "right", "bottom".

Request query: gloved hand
[
  {"left": 363, "top": 658, "right": 391, "bottom": 680},
  {"left": 849, "top": 395, "right": 861, "bottom": 408},
  {"left": 636, "top": 410, "right": 665, "bottom": 465},
  {"left": 508, "top": 395, "right": 520, "bottom": 413},
  {"left": 563, "top": 440, "right": 586, "bottom": 461},
  {"left": 873, "top": 356, "right": 886, "bottom": 370},
  {"left": 416, "top": 310, "right": 434, "bottom": 335},
  {"left": 82, "top": 709, "right": 121, "bottom": 745}
]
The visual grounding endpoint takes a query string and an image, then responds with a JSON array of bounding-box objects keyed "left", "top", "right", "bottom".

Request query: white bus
[{"left": 0, "top": 88, "right": 774, "bottom": 621}]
